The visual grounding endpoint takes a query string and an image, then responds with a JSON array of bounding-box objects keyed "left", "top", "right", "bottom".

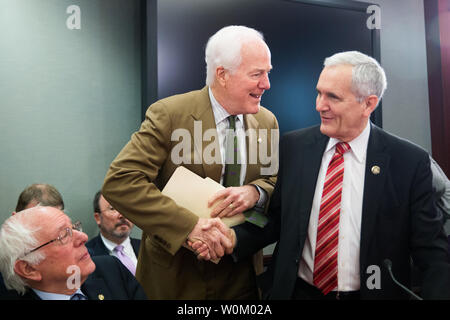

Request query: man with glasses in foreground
[
  {"left": 0, "top": 206, "right": 147, "bottom": 300},
  {"left": 1, "top": 183, "right": 66, "bottom": 295},
  {"left": 86, "top": 191, "right": 140, "bottom": 275}
]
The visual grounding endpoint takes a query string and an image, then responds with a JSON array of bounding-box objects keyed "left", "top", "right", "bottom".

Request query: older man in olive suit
[{"left": 102, "top": 26, "right": 278, "bottom": 299}]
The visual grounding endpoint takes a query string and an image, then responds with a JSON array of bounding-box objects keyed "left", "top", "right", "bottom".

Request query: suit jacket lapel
[
  {"left": 95, "top": 236, "right": 109, "bottom": 255},
  {"left": 298, "top": 130, "right": 329, "bottom": 237},
  {"left": 131, "top": 238, "right": 140, "bottom": 257},
  {"left": 360, "top": 124, "right": 390, "bottom": 265},
  {"left": 81, "top": 275, "right": 112, "bottom": 301},
  {"left": 243, "top": 113, "right": 260, "bottom": 184},
  {"left": 190, "top": 87, "right": 222, "bottom": 183}
]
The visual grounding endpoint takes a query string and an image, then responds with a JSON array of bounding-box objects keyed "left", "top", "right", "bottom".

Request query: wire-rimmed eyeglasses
[{"left": 22, "top": 221, "right": 82, "bottom": 257}]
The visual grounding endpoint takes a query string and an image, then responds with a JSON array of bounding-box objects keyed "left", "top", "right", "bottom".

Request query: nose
[
  {"left": 73, "top": 230, "right": 89, "bottom": 246},
  {"left": 259, "top": 72, "right": 270, "bottom": 90},
  {"left": 316, "top": 94, "right": 328, "bottom": 112}
]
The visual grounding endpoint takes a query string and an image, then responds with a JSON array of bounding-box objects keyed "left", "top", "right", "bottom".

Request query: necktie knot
[
  {"left": 228, "top": 115, "right": 237, "bottom": 131},
  {"left": 70, "top": 293, "right": 87, "bottom": 300},
  {"left": 113, "top": 244, "right": 136, "bottom": 275},
  {"left": 335, "top": 142, "right": 351, "bottom": 155},
  {"left": 114, "top": 245, "right": 124, "bottom": 253}
]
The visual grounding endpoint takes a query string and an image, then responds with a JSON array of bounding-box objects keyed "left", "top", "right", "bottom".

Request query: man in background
[
  {"left": 86, "top": 191, "right": 140, "bottom": 276},
  {"left": 13, "top": 183, "right": 64, "bottom": 214},
  {"left": 429, "top": 156, "right": 450, "bottom": 225}
]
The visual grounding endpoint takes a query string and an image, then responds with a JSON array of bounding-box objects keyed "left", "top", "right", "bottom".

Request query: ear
[
  {"left": 94, "top": 212, "right": 101, "bottom": 226},
  {"left": 215, "top": 66, "right": 228, "bottom": 87},
  {"left": 14, "top": 260, "right": 42, "bottom": 282},
  {"left": 363, "top": 95, "right": 379, "bottom": 117}
]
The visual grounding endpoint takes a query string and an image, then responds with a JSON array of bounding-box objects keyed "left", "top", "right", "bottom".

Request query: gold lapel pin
[
  {"left": 371, "top": 165, "right": 381, "bottom": 175},
  {"left": 98, "top": 294, "right": 105, "bottom": 300}
]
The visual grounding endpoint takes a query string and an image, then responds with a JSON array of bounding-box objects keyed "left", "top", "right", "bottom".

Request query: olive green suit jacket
[{"left": 102, "top": 86, "right": 278, "bottom": 299}]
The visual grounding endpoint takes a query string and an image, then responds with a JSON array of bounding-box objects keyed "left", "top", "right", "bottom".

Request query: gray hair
[
  {"left": 0, "top": 207, "right": 46, "bottom": 295},
  {"left": 205, "top": 25, "right": 269, "bottom": 86},
  {"left": 324, "top": 51, "right": 387, "bottom": 103}
]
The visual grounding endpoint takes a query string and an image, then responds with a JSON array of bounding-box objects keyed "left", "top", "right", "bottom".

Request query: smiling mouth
[
  {"left": 250, "top": 93, "right": 262, "bottom": 99},
  {"left": 321, "top": 114, "right": 333, "bottom": 121}
]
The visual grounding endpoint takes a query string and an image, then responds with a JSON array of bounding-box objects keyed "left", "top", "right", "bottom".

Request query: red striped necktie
[{"left": 313, "top": 142, "right": 351, "bottom": 295}]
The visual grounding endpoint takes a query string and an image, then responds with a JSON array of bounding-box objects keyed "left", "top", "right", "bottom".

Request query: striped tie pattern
[{"left": 313, "top": 142, "right": 351, "bottom": 295}]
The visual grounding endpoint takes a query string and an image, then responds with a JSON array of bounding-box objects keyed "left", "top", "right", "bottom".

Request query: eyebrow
[{"left": 251, "top": 66, "right": 272, "bottom": 72}]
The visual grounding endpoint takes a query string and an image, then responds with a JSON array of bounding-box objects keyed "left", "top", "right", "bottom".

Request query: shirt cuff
[{"left": 252, "top": 184, "right": 267, "bottom": 209}]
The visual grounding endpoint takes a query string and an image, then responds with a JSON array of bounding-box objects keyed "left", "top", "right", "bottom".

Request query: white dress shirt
[
  {"left": 100, "top": 234, "right": 138, "bottom": 267},
  {"left": 32, "top": 288, "right": 85, "bottom": 300},
  {"left": 298, "top": 121, "right": 371, "bottom": 291},
  {"left": 208, "top": 87, "right": 267, "bottom": 206},
  {"left": 208, "top": 87, "right": 247, "bottom": 186}
]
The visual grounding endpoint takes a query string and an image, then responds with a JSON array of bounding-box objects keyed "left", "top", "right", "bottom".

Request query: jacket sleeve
[
  {"left": 247, "top": 111, "right": 279, "bottom": 213},
  {"left": 102, "top": 102, "right": 198, "bottom": 256},
  {"left": 410, "top": 155, "right": 450, "bottom": 299}
]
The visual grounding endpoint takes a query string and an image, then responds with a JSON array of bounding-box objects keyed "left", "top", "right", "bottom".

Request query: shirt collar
[
  {"left": 208, "top": 87, "right": 244, "bottom": 126},
  {"left": 325, "top": 121, "right": 371, "bottom": 163},
  {"left": 100, "top": 233, "right": 131, "bottom": 253},
  {"left": 32, "top": 288, "right": 84, "bottom": 300}
]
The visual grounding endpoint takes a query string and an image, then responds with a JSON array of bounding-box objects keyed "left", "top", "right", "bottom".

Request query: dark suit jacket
[
  {"left": 0, "top": 273, "right": 7, "bottom": 297},
  {"left": 86, "top": 234, "right": 141, "bottom": 258},
  {"left": 102, "top": 86, "right": 278, "bottom": 299},
  {"left": 234, "top": 124, "right": 450, "bottom": 299},
  {"left": 1, "top": 255, "right": 147, "bottom": 300}
]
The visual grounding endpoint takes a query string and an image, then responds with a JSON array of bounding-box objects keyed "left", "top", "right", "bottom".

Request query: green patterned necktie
[
  {"left": 223, "top": 115, "right": 268, "bottom": 228},
  {"left": 224, "top": 115, "right": 241, "bottom": 187}
]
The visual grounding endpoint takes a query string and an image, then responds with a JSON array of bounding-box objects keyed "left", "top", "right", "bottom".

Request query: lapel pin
[
  {"left": 371, "top": 165, "right": 381, "bottom": 175},
  {"left": 98, "top": 294, "right": 105, "bottom": 300}
]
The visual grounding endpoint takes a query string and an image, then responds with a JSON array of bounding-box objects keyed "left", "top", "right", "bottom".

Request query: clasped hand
[
  {"left": 186, "top": 217, "right": 235, "bottom": 261},
  {"left": 186, "top": 185, "right": 258, "bottom": 260}
]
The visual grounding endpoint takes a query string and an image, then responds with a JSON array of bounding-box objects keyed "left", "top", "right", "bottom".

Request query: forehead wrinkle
[{"left": 37, "top": 208, "right": 72, "bottom": 240}]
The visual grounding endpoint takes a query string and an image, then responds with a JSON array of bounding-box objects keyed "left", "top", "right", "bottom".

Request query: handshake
[
  {"left": 184, "top": 184, "right": 261, "bottom": 261},
  {"left": 186, "top": 218, "right": 236, "bottom": 261}
]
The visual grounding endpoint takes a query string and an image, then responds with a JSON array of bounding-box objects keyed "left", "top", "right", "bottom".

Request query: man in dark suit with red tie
[{"left": 201, "top": 51, "right": 450, "bottom": 299}]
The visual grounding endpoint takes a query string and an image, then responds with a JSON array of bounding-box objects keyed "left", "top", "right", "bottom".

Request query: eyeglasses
[{"left": 23, "top": 221, "right": 82, "bottom": 257}]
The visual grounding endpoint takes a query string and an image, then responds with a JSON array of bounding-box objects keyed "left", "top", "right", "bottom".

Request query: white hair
[
  {"left": 324, "top": 51, "right": 387, "bottom": 103},
  {"left": 0, "top": 208, "right": 45, "bottom": 295},
  {"left": 205, "top": 25, "right": 269, "bottom": 86}
]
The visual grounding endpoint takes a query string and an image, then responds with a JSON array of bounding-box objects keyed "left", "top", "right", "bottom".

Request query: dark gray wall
[{"left": 356, "top": 0, "right": 432, "bottom": 152}]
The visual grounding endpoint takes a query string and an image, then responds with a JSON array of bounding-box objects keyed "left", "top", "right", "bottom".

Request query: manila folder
[{"left": 161, "top": 166, "right": 245, "bottom": 227}]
